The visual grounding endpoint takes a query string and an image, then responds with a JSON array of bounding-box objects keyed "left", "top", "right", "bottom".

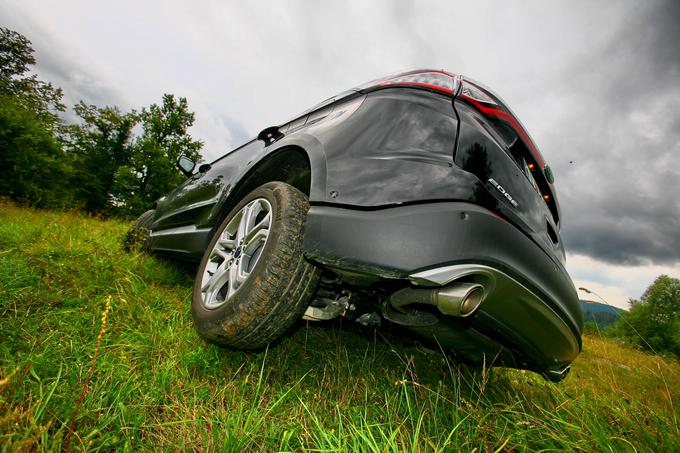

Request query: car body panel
[
  {"left": 152, "top": 88, "right": 466, "bottom": 243},
  {"left": 314, "top": 89, "right": 459, "bottom": 206},
  {"left": 303, "top": 201, "right": 581, "bottom": 373},
  {"left": 454, "top": 101, "right": 566, "bottom": 263},
  {"left": 303, "top": 203, "right": 582, "bottom": 331}
]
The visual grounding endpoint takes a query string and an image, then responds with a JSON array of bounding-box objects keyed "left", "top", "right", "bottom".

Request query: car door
[{"left": 152, "top": 139, "right": 265, "bottom": 232}]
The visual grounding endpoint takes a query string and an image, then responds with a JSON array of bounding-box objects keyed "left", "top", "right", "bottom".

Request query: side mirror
[{"left": 177, "top": 156, "right": 196, "bottom": 177}]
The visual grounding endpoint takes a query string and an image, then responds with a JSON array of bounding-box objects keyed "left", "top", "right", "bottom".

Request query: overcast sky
[{"left": 3, "top": 0, "right": 679, "bottom": 308}]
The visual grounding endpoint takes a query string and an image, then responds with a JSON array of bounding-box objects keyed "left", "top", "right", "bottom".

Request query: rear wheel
[{"left": 191, "top": 181, "right": 321, "bottom": 349}]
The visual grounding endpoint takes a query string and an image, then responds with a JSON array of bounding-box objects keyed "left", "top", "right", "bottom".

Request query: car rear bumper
[{"left": 303, "top": 201, "right": 583, "bottom": 374}]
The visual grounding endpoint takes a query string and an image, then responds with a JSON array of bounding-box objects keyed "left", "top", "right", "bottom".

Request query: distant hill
[{"left": 580, "top": 299, "right": 624, "bottom": 326}]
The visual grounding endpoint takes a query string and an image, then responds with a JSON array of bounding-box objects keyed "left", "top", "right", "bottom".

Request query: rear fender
[
  {"left": 296, "top": 88, "right": 480, "bottom": 206},
  {"left": 264, "top": 133, "right": 328, "bottom": 202}
]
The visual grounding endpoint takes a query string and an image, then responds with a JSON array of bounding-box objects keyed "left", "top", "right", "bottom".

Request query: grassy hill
[
  {"left": 1, "top": 202, "right": 678, "bottom": 451},
  {"left": 581, "top": 299, "right": 624, "bottom": 326}
]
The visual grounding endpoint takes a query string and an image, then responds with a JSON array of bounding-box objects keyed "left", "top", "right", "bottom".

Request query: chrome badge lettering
[{"left": 488, "top": 178, "right": 519, "bottom": 208}]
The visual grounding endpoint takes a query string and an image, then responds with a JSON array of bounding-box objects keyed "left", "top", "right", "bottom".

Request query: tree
[
  {"left": 0, "top": 95, "right": 73, "bottom": 207},
  {"left": 67, "top": 102, "right": 137, "bottom": 214},
  {"left": 612, "top": 275, "right": 680, "bottom": 358},
  {"left": 0, "top": 28, "right": 71, "bottom": 207},
  {"left": 0, "top": 27, "right": 65, "bottom": 130},
  {"left": 67, "top": 94, "right": 203, "bottom": 217},
  {"left": 1, "top": 27, "right": 203, "bottom": 216},
  {"left": 115, "top": 94, "right": 202, "bottom": 216}
]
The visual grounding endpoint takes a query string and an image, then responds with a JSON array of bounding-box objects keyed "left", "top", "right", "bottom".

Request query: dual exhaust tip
[{"left": 389, "top": 282, "right": 486, "bottom": 318}]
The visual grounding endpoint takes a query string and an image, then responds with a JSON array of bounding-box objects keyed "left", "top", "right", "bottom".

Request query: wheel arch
[
  {"left": 212, "top": 139, "right": 327, "bottom": 228},
  {"left": 267, "top": 133, "right": 328, "bottom": 202}
]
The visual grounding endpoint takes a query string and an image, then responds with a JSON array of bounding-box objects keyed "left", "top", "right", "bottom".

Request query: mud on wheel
[
  {"left": 191, "top": 181, "right": 321, "bottom": 349},
  {"left": 124, "top": 209, "right": 156, "bottom": 252}
]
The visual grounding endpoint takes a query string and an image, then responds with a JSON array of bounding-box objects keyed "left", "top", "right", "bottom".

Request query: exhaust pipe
[
  {"left": 389, "top": 282, "right": 486, "bottom": 318},
  {"left": 437, "top": 283, "right": 485, "bottom": 317}
]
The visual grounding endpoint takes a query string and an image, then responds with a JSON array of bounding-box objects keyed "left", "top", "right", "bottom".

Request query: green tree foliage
[
  {"left": 114, "top": 94, "right": 202, "bottom": 216},
  {"left": 612, "top": 275, "right": 680, "bottom": 358},
  {"left": 0, "top": 95, "right": 72, "bottom": 207},
  {"left": 0, "top": 27, "right": 71, "bottom": 207},
  {"left": 68, "top": 95, "right": 203, "bottom": 216},
  {"left": 67, "top": 102, "right": 138, "bottom": 213},
  {"left": 0, "top": 27, "right": 65, "bottom": 129}
]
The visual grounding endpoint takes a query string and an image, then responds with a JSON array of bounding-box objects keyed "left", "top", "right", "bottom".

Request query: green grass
[{"left": 1, "top": 201, "right": 678, "bottom": 451}]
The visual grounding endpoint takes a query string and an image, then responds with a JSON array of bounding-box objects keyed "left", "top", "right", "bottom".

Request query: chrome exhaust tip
[
  {"left": 436, "top": 283, "right": 485, "bottom": 317},
  {"left": 388, "top": 281, "right": 487, "bottom": 320}
]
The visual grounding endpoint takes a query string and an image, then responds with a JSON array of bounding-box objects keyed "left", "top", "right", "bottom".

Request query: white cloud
[{"left": 567, "top": 253, "right": 680, "bottom": 309}]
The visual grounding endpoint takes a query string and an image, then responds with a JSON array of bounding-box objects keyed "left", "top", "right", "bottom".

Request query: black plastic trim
[{"left": 303, "top": 201, "right": 583, "bottom": 338}]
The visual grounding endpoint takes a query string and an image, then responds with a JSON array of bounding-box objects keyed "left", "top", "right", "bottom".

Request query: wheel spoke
[
  {"left": 210, "top": 247, "right": 230, "bottom": 261},
  {"left": 244, "top": 230, "right": 267, "bottom": 255},
  {"left": 227, "top": 263, "right": 239, "bottom": 297},
  {"left": 236, "top": 258, "right": 249, "bottom": 283},
  {"left": 218, "top": 237, "right": 237, "bottom": 250},
  {"left": 243, "top": 212, "right": 270, "bottom": 250},
  {"left": 201, "top": 263, "right": 230, "bottom": 298},
  {"left": 236, "top": 205, "right": 252, "bottom": 245}
]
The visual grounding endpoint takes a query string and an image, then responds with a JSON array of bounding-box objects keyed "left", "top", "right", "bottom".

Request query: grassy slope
[{"left": 0, "top": 202, "right": 678, "bottom": 452}]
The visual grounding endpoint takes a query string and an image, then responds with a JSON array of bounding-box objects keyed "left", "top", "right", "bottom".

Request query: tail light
[
  {"left": 457, "top": 78, "right": 559, "bottom": 225},
  {"left": 357, "top": 69, "right": 460, "bottom": 96},
  {"left": 457, "top": 79, "right": 546, "bottom": 170},
  {"left": 359, "top": 72, "right": 547, "bottom": 172}
]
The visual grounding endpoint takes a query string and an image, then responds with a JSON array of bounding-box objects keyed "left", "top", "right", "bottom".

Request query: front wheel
[
  {"left": 191, "top": 181, "right": 321, "bottom": 349},
  {"left": 124, "top": 209, "right": 155, "bottom": 252}
]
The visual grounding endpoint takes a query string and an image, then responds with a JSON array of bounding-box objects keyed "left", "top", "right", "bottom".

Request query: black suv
[{"left": 127, "top": 70, "right": 582, "bottom": 382}]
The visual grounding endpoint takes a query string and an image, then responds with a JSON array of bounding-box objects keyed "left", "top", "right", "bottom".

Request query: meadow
[{"left": 1, "top": 202, "right": 678, "bottom": 451}]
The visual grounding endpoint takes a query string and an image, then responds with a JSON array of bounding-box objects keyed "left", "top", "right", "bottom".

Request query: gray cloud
[
  {"left": 0, "top": 8, "right": 129, "bottom": 120},
  {"left": 36, "top": 50, "right": 130, "bottom": 124},
  {"left": 546, "top": 1, "right": 680, "bottom": 265}
]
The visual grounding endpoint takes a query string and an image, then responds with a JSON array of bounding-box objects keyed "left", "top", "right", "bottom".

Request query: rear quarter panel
[{"left": 302, "top": 88, "right": 481, "bottom": 206}]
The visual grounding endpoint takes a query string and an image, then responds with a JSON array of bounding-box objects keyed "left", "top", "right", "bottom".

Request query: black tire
[
  {"left": 124, "top": 209, "right": 156, "bottom": 252},
  {"left": 191, "top": 181, "right": 321, "bottom": 349}
]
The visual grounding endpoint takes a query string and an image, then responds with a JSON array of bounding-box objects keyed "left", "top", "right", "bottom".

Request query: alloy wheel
[{"left": 200, "top": 198, "right": 272, "bottom": 309}]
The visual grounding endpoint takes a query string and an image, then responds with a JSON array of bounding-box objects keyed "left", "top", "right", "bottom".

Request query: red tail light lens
[
  {"left": 460, "top": 80, "right": 498, "bottom": 105},
  {"left": 457, "top": 79, "right": 546, "bottom": 170},
  {"left": 358, "top": 70, "right": 460, "bottom": 96}
]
